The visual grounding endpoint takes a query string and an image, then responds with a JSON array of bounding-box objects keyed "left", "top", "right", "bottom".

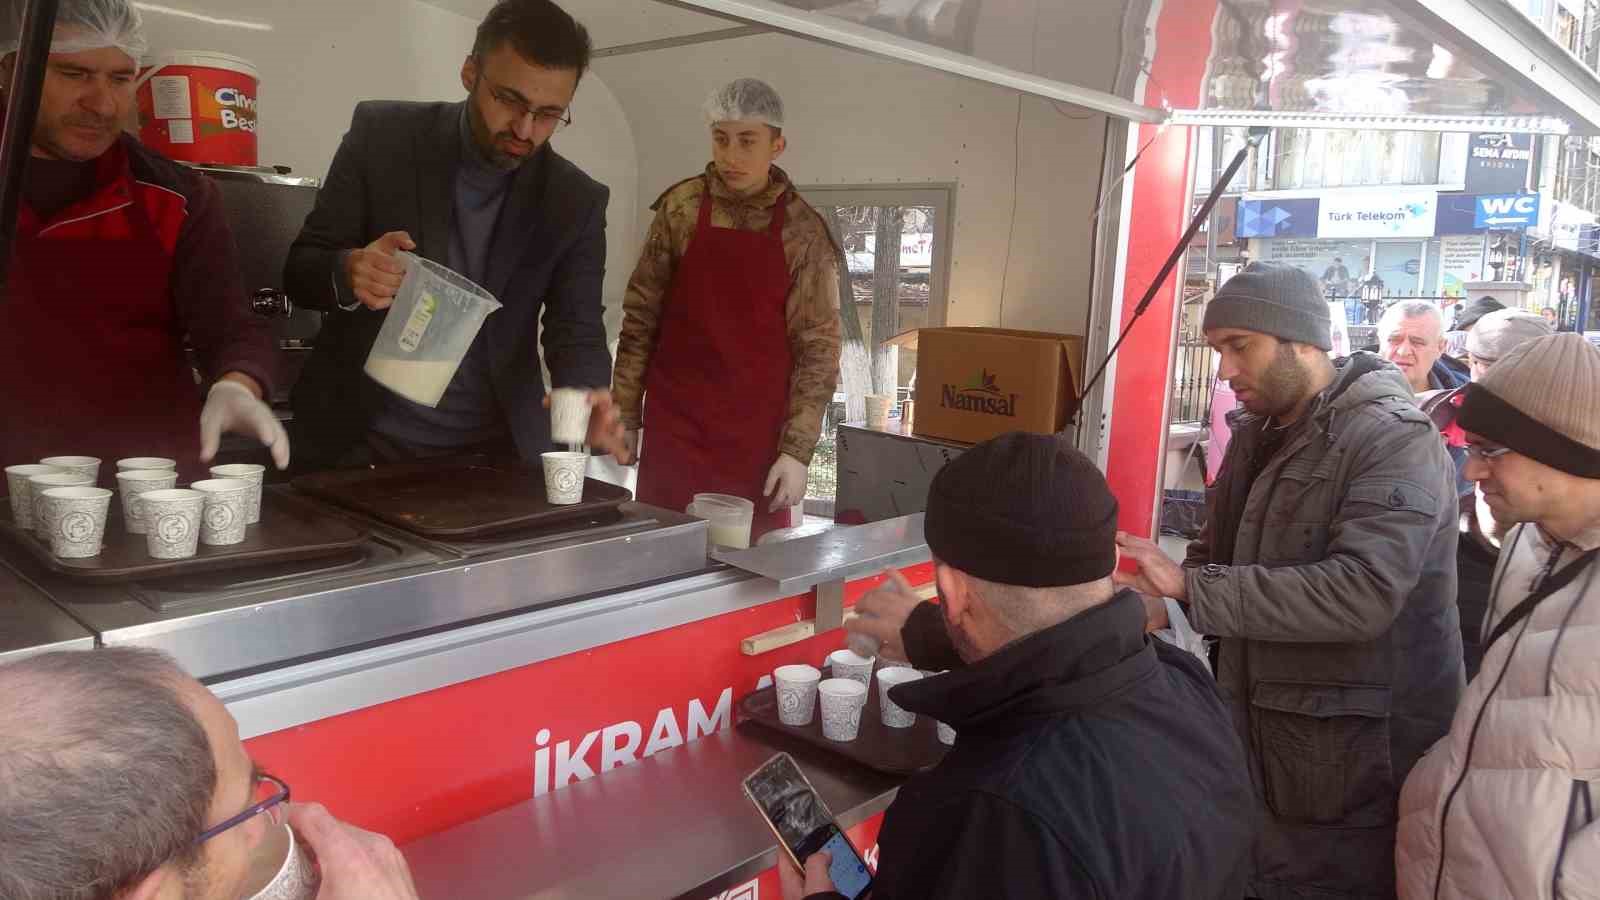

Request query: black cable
[
  {"left": 0, "top": 0, "right": 59, "bottom": 292},
  {"left": 1072, "top": 127, "right": 1265, "bottom": 418}
]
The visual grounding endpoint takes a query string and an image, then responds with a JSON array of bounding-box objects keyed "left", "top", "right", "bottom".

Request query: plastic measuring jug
[
  {"left": 686, "top": 493, "right": 754, "bottom": 550},
  {"left": 363, "top": 252, "right": 503, "bottom": 407}
]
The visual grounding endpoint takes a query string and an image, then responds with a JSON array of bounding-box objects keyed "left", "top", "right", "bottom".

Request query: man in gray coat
[{"left": 1118, "top": 263, "right": 1464, "bottom": 900}]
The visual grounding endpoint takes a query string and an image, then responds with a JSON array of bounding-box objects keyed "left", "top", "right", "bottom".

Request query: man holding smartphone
[{"left": 785, "top": 433, "right": 1257, "bottom": 900}]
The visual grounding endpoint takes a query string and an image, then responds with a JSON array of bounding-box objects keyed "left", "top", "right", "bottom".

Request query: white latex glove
[
  {"left": 200, "top": 380, "right": 291, "bottom": 470},
  {"left": 763, "top": 453, "right": 807, "bottom": 513}
]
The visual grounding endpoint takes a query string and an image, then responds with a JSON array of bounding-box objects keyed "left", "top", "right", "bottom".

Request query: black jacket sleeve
[
  {"left": 284, "top": 105, "right": 370, "bottom": 312},
  {"left": 901, "top": 602, "right": 964, "bottom": 672},
  {"left": 540, "top": 186, "right": 614, "bottom": 389}
]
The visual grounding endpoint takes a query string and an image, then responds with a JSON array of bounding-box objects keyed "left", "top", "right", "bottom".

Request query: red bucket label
[{"left": 137, "top": 59, "right": 258, "bottom": 166}]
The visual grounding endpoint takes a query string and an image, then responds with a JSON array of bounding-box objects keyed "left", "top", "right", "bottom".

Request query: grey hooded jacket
[{"left": 1185, "top": 352, "right": 1465, "bottom": 900}]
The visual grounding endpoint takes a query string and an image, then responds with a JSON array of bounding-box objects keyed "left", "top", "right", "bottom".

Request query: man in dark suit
[{"left": 285, "top": 0, "right": 623, "bottom": 469}]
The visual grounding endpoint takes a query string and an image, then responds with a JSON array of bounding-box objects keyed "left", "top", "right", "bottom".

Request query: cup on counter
[
  {"left": 827, "top": 649, "right": 875, "bottom": 688},
  {"left": 541, "top": 451, "right": 588, "bottom": 505},
  {"left": 548, "top": 387, "right": 593, "bottom": 446},
  {"left": 116, "top": 469, "right": 179, "bottom": 534},
  {"left": 38, "top": 486, "right": 113, "bottom": 559},
  {"left": 6, "top": 463, "right": 64, "bottom": 530},
  {"left": 140, "top": 489, "right": 206, "bottom": 559},
  {"left": 865, "top": 395, "right": 892, "bottom": 430},
  {"left": 818, "top": 678, "right": 868, "bottom": 742},
  {"left": 876, "top": 666, "right": 924, "bottom": 728},
  {"left": 686, "top": 493, "right": 754, "bottom": 551},
  {"left": 39, "top": 456, "right": 101, "bottom": 484},
  {"left": 773, "top": 664, "right": 822, "bottom": 727},
  {"left": 243, "top": 821, "right": 319, "bottom": 900},
  {"left": 191, "top": 479, "right": 252, "bottom": 546},
  {"left": 28, "top": 472, "right": 96, "bottom": 537},
  {"left": 116, "top": 457, "right": 177, "bottom": 473},
  {"left": 210, "top": 464, "right": 266, "bottom": 524}
]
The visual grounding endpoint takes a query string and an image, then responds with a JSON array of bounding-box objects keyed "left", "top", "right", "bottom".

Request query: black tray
[
  {"left": 738, "top": 664, "right": 951, "bottom": 776},
  {"left": 292, "top": 458, "right": 632, "bottom": 538},
  {"left": 0, "top": 489, "right": 370, "bottom": 583}
]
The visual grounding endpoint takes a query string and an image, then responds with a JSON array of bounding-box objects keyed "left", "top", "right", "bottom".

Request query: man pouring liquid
[
  {"left": 0, "top": 0, "right": 286, "bottom": 480},
  {"left": 612, "top": 79, "right": 842, "bottom": 537}
]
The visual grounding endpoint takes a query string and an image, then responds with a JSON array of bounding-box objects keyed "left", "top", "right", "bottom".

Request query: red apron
[
  {"left": 638, "top": 181, "right": 793, "bottom": 538},
  {"left": 0, "top": 180, "right": 201, "bottom": 485}
]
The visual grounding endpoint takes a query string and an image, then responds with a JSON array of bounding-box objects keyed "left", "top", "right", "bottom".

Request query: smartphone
[{"left": 742, "top": 752, "right": 874, "bottom": 900}]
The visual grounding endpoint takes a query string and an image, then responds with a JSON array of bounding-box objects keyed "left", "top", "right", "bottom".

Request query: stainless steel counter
[
  {"left": 0, "top": 564, "right": 93, "bottom": 663},
  {"left": 403, "top": 724, "right": 901, "bottom": 900}
]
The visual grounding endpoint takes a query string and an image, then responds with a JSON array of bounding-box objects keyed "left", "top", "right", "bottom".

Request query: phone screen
[{"left": 744, "top": 754, "right": 873, "bottom": 900}]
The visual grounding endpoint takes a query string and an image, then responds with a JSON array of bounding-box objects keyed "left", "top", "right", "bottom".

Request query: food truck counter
[{"left": 0, "top": 563, "right": 94, "bottom": 664}]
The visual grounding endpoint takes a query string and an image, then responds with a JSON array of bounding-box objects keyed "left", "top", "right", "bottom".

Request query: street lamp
[
  {"left": 1360, "top": 272, "right": 1385, "bottom": 324},
  {"left": 1488, "top": 233, "right": 1508, "bottom": 281}
]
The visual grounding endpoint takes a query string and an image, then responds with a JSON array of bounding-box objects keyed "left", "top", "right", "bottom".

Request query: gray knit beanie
[
  {"left": 1465, "top": 309, "right": 1553, "bottom": 364},
  {"left": 1459, "top": 333, "right": 1600, "bottom": 478},
  {"left": 1203, "top": 262, "right": 1332, "bottom": 351}
]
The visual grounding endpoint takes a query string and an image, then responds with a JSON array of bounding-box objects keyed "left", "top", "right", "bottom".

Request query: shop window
[
  {"left": 799, "top": 185, "right": 954, "bottom": 509},
  {"left": 1271, "top": 129, "right": 1444, "bottom": 189}
]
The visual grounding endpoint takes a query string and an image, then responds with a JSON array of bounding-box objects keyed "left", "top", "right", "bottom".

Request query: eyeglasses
[
  {"left": 1465, "top": 443, "right": 1514, "bottom": 463},
  {"left": 196, "top": 773, "right": 290, "bottom": 845},
  {"left": 478, "top": 75, "right": 572, "bottom": 131}
]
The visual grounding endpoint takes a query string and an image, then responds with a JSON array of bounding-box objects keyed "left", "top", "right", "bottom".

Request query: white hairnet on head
[
  {"left": 703, "top": 78, "right": 785, "bottom": 129},
  {"left": 0, "top": 0, "right": 148, "bottom": 62}
]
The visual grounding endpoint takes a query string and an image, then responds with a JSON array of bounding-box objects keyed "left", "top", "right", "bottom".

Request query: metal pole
[{"left": 0, "top": 0, "right": 59, "bottom": 293}]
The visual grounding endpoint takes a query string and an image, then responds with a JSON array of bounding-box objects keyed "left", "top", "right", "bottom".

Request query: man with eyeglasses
[
  {"left": 286, "top": 0, "right": 625, "bottom": 471},
  {"left": 0, "top": 647, "right": 419, "bottom": 900},
  {"left": 1397, "top": 333, "right": 1600, "bottom": 899}
]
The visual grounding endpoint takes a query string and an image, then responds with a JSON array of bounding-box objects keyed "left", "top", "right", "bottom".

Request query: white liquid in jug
[
  {"left": 364, "top": 357, "right": 458, "bottom": 407},
  {"left": 708, "top": 520, "right": 750, "bottom": 550}
]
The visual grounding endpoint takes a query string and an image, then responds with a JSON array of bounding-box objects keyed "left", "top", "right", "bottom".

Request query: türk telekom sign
[{"left": 1317, "top": 190, "right": 1438, "bottom": 239}]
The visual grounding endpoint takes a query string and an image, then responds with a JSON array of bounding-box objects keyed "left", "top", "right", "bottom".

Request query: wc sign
[{"left": 1474, "top": 193, "right": 1541, "bottom": 229}]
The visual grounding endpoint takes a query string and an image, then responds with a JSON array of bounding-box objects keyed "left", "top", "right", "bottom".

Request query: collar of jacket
[
  {"left": 1225, "top": 351, "right": 1410, "bottom": 439},
  {"left": 702, "top": 162, "right": 791, "bottom": 210},
  {"left": 22, "top": 137, "right": 140, "bottom": 233},
  {"left": 887, "top": 590, "right": 1157, "bottom": 737}
]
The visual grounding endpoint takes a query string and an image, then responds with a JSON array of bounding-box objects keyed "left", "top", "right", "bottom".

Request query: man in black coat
[
  {"left": 285, "top": 0, "right": 623, "bottom": 469},
  {"left": 786, "top": 433, "right": 1258, "bottom": 900}
]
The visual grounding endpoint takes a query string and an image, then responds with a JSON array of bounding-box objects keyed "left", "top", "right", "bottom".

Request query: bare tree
[
  {"left": 823, "top": 206, "right": 872, "bottom": 424},
  {"left": 871, "top": 206, "right": 904, "bottom": 397}
]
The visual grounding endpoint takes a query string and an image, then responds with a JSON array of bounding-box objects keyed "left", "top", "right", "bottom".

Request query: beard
[
  {"left": 1253, "top": 342, "right": 1313, "bottom": 421},
  {"left": 467, "top": 88, "right": 535, "bottom": 172}
]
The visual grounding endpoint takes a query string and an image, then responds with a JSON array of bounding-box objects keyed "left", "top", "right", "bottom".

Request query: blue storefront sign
[
  {"left": 1236, "top": 197, "right": 1320, "bottom": 239},
  {"left": 1473, "top": 193, "right": 1541, "bottom": 229}
]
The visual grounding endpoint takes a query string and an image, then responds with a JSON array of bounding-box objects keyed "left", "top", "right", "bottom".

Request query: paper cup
[
  {"left": 548, "top": 387, "right": 592, "bottom": 446},
  {"left": 876, "top": 666, "right": 924, "bottom": 728},
  {"left": 246, "top": 822, "right": 320, "bottom": 900},
  {"left": 541, "top": 451, "right": 587, "bottom": 505},
  {"left": 116, "top": 470, "right": 179, "bottom": 534},
  {"left": 39, "top": 456, "right": 101, "bottom": 483},
  {"left": 827, "top": 649, "right": 875, "bottom": 688},
  {"left": 141, "top": 489, "right": 206, "bottom": 559},
  {"left": 774, "top": 664, "right": 822, "bottom": 727},
  {"left": 6, "top": 464, "right": 64, "bottom": 530},
  {"left": 38, "top": 486, "right": 112, "bottom": 559},
  {"left": 28, "top": 473, "right": 95, "bottom": 536},
  {"left": 865, "top": 395, "right": 891, "bottom": 430},
  {"left": 116, "top": 457, "right": 177, "bottom": 473},
  {"left": 818, "top": 678, "right": 868, "bottom": 742},
  {"left": 210, "top": 464, "right": 266, "bottom": 524},
  {"left": 191, "top": 479, "right": 251, "bottom": 546},
  {"left": 937, "top": 720, "right": 957, "bottom": 745}
]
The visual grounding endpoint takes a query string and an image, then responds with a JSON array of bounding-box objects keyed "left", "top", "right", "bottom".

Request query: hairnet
[
  {"left": 703, "top": 78, "right": 784, "bottom": 129},
  {"left": 0, "top": 0, "right": 147, "bottom": 62}
]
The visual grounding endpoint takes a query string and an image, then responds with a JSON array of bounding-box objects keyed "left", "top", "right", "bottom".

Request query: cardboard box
[{"left": 905, "top": 327, "right": 1085, "bottom": 445}]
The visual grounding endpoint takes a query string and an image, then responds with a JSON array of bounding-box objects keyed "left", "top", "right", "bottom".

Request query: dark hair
[
  {"left": 473, "top": 0, "right": 592, "bottom": 76},
  {"left": 0, "top": 648, "right": 216, "bottom": 900}
]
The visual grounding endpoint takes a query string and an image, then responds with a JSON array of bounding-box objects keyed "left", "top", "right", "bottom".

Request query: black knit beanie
[
  {"left": 1202, "top": 262, "right": 1332, "bottom": 350},
  {"left": 1454, "top": 295, "right": 1507, "bottom": 332},
  {"left": 924, "top": 432, "right": 1119, "bottom": 587}
]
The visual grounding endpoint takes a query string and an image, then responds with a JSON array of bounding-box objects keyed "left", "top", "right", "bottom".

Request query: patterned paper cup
[
  {"left": 819, "top": 678, "right": 869, "bottom": 742},
  {"left": 876, "top": 667, "right": 925, "bottom": 729},
  {"left": 210, "top": 464, "right": 266, "bottom": 524},
  {"left": 6, "top": 464, "right": 64, "bottom": 531},
  {"left": 774, "top": 664, "right": 822, "bottom": 727},
  {"left": 828, "top": 649, "right": 876, "bottom": 688},
  {"left": 116, "top": 457, "right": 177, "bottom": 473},
  {"left": 245, "top": 822, "right": 319, "bottom": 900},
  {"left": 191, "top": 479, "right": 252, "bottom": 546},
  {"left": 541, "top": 451, "right": 587, "bottom": 505},
  {"left": 548, "top": 387, "right": 593, "bottom": 446},
  {"left": 141, "top": 489, "right": 206, "bottom": 560},
  {"left": 39, "top": 486, "right": 112, "bottom": 559},
  {"left": 28, "top": 473, "right": 95, "bottom": 537},
  {"left": 117, "top": 470, "right": 179, "bottom": 534},
  {"left": 39, "top": 456, "right": 102, "bottom": 484}
]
